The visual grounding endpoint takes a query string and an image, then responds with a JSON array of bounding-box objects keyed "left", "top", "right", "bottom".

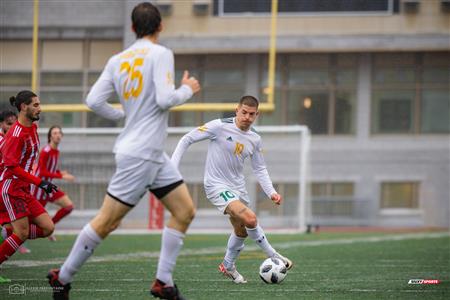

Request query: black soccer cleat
[
  {"left": 47, "top": 269, "right": 71, "bottom": 300},
  {"left": 150, "top": 279, "right": 186, "bottom": 300}
]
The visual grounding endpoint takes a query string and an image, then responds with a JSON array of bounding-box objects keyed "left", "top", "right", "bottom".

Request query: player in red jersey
[
  {"left": 0, "top": 110, "right": 19, "bottom": 282},
  {"left": 0, "top": 110, "right": 18, "bottom": 155},
  {"left": 0, "top": 110, "right": 33, "bottom": 254},
  {"left": 0, "top": 90, "right": 58, "bottom": 265},
  {"left": 32, "top": 125, "right": 75, "bottom": 241},
  {"left": 0, "top": 110, "right": 17, "bottom": 142}
]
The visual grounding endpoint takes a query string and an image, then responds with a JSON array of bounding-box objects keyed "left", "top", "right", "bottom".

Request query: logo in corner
[
  {"left": 408, "top": 279, "right": 440, "bottom": 285},
  {"left": 9, "top": 284, "right": 25, "bottom": 295}
]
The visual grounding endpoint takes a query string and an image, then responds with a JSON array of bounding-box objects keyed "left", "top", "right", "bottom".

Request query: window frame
[
  {"left": 378, "top": 181, "right": 422, "bottom": 215},
  {"left": 214, "top": 0, "right": 396, "bottom": 17},
  {"left": 258, "top": 53, "right": 357, "bottom": 135},
  {"left": 371, "top": 52, "right": 450, "bottom": 135}
]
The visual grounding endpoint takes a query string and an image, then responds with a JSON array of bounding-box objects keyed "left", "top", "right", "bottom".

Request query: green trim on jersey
[{"left": 220, "top": 117, "right": 234, "bottom": 124}]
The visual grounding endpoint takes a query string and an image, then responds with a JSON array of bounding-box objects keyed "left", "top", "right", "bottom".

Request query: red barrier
[{"left": 148, "top": 193, "right": 164, "bottom": 229}]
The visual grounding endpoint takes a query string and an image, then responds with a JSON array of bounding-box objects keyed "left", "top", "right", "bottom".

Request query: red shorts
[
  {"left": 0, "top": 179, "right": 47, "bottom": 225},
  {"left": 38, "top": 189, "right": 66, "bottom": 207}
]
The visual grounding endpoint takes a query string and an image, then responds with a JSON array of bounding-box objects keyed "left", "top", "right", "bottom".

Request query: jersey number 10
[{"left": 120, "top": 58, "right": 144, "bottom": 100}]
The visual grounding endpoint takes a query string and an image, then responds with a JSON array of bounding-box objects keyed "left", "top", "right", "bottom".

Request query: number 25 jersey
[{"left": 86, "top": 39, "right": 193, "bottom": 162}]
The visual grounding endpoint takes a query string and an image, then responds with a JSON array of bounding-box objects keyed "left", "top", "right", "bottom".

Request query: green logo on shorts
[{"left": 219, "top": 191, "right": 235, "bottom": 202}]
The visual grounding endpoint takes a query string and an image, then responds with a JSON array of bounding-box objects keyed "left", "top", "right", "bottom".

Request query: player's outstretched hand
[
  {"left": 181, "top": 70, "right": 201, "bottom": 94},
  {"left": 61, "top": 170, "right": 75, "bottom": 182},
  {"left": 271, "top": 193, "right": 282, "bottom": 205},
  {"left": 39, "top": 180, "right": 58, "bottom": 194}
]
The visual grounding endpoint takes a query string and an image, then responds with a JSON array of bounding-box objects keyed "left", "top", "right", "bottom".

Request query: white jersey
[
  {"left": 86, "top": 38, "right": 193, "bottom": 162},
  {"left": 171, "top": 117, "right": 276, "bottom": 200}
]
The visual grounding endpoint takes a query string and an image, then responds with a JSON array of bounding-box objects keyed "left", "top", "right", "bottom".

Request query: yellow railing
[
  {"left": 36, "top": 0, "right": 278, "bottom": 113},
  {"left": 40, "top": 102, "right": 275, "bottom": 112},
  {"left": 31, "top": 0, "right": 39, "bottom": 92}
]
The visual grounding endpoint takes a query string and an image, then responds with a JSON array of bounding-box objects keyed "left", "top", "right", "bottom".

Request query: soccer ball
[{"left": 259, "top": 257, "right": 287, "bottom": 284}]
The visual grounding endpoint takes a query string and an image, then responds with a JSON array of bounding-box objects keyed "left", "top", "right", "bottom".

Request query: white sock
[
  {"left": 223, "top": 233, "right": 245, "bottom": 270},
  {"left": 59, "top": 223, "right": 102, "bottom": 284},
  {"left": 246, "top": 225, "right": 276, "bottom": 257},
  {"left": 156, "top": 227, "right": 185, "bottom": 287}
]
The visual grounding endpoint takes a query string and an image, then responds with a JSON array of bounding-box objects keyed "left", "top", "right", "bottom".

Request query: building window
[
  {"left": 259, "top": 53, "right": 357, "bottom": 135},
  {"left": 372, "top": 52, "right": 450, "bottom": 134},
  {"left": 421, "top": 90, "right": 449, "bottom": 133},
  {"left": 214, "top": 0, "right": 396, "bottom": 15},
  {"left": 170, "top": 54, "right": 246, "bottom": 127},
  {"left": 0, "top": 41, "right": 33, "bottom": 112},
  {"left": 311, "top": 182, "right": 354, "bottom": 216},
  {"left": 0, "top": 40, "right": 123, "bottom": 128},
  {"left": 372, "top": 90, "right": 414, "bottom": 133},
  {"left": 380, "top": 182, "right": 419, "bottom": 209},
  {"left": 0, "top": 72, "right": 32, "bottom": 112},
  {"left": 0, "top": 72, "right": 32, "bottom": 87},
  {"left": 256, "top": 183, "right": 299, "bottom": 216}
]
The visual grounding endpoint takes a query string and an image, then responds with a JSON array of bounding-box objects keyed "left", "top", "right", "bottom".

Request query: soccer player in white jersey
[
  {"left": 171, "top": 95, "right": 293, "bottom": 284},
  {"left": 47, "top": 3, "right": 200, "bottom": 300}
]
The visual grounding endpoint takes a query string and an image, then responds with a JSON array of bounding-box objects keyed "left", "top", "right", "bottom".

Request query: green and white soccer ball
[{"left": 259, "top": 257, "right": 287, "bottom": 284}]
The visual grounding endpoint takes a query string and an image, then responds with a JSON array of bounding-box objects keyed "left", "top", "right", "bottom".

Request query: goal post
[{"left": 40, "top": 125, "right": 311, "bottom": 233}]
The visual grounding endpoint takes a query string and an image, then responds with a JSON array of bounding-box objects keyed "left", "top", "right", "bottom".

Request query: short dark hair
[
  {"left": 0, "top": 110, "right": 17, "bottom": 123},
  {"left": 239, "top": 95, "right": 259, "bottom": 108},
  {"left": 132, "top": 2, "right": 161, "bottom": 39},
  {"left": 9, "top": 90, "right": 37, "bottom": 112},
  {"left": 48, "top": 125, "right": 62, "bottom": 143}
]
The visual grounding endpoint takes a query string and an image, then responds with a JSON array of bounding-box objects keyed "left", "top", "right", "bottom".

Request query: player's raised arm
[
  {"left": 153, "top": 49, "right": 200, "bottom": 110},
  {"left": 171, "top": 119, "right": 219, "bottom": 168},
  {"left": 250, "top": 139, "right": 279, "bottom": 203},
  {"left": 86, "top": 58, "right": 125, "bottom": 120}
]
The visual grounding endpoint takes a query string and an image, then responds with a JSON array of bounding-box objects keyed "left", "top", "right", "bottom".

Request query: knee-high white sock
[
  {"left": 59, "top": 223, "right": 102, "bottom": 284},
  {"left": 156, "top": 227, "right": 185, "bottom": 286},
  {"left": 223, "top": 233, "right": 245, "bottom": 270},
  {"left": 246, "top": 225, "right": 276, "bottom": 257}
]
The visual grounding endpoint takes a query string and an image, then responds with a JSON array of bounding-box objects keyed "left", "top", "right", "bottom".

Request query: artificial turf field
[{"left": 1, "top": 231, "right": 448, "bottom": 299}]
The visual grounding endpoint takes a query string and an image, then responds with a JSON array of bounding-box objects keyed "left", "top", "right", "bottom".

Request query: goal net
[{"left": 42, "top": 125, "right": 311, "bottom": 233}]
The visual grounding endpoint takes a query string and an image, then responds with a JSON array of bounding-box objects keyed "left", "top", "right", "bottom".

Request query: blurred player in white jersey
[
  {"left": 47, "top": 3, "right": 200, "bottom": 300},
  {"left": 171, "top": 95, "right": 293, "bottom": 284}
]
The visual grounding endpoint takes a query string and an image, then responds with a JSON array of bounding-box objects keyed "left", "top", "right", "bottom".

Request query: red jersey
[
  {"left": 0, "top": 122, "right": 40, "bottom": 190},
  {"left": 0, "top": 132, "right": 4, "bottom": 164},
  {"left": 32, "top": 144, "right": 62, "bottom": 201},
  {"left": 0, "top": 132, "right": 5, "bottom": 172},
  {"left": 0, "top": 131, "right": 5, "bottom": 148},
  {"left": 0, "top": 132, "right": 4, "bottom": 159}
]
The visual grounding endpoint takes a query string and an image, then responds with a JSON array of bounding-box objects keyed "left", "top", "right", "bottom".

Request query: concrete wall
[
  {"left": 1, "top": 0, "right": 449, "bottom": 50},
  {"left": 1, "top": 0, "right": 448, "bottom": 228}
]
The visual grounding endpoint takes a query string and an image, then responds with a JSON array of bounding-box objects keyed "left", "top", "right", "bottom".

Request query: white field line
[
  {"left": 8, "top": 288, "right": 444, "bottom": 293},
  {"left": 4, "top": 232, "right": 448, "bottom": 268}
]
